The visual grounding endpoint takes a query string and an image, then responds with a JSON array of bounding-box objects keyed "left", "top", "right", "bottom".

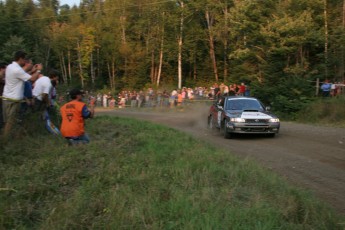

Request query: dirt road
[{"left": 97, "top": 106, "right": 345, "bottom": 216}]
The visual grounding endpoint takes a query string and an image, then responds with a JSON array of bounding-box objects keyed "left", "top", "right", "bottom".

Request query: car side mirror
[{"left": 266, "top": 106, "right": 271, "bottom": 111}]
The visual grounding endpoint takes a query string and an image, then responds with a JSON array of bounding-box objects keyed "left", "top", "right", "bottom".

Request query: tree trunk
[
  {"left": 151, "top": 50, "right": 155, "bottom": 84},
  {"left": 194, "top": 56, "right": 197, "bottom": 81},
  {"left": 324, "top": 0, "right": 329, "bottom": 79},
  {"left": 77, "top": 41, "right": 84, "bottom": 88},
  {"left": 341, "top": 0, "right": 345, "bottom": 81},
  {"left": 59, "top": 53, "right": 67, "bottom": 84},
  {"left": 107, "top": 60, "right": 116, "bottom": 91},
  {"left": 120, "top": 13, "right": 128, "bottom": 78},
  {"left": 177, "top": 1, "right": 184, "bottom": 89},
  {"left": 112, "top": 60, "right": 116, "bottom": 91},
  {"left": 90, "top": 52, "right": 95, "bottom": 86},
  {"left": 97, "top": 48, "right": 101, "bottom": 80},
  {"left": 205, "top": 10, "right": 219, "bottom": 82},
  {"left": 68, "top": 49, "right": 72, "bottom": 82},
  {"left": 224, "top": 40, "right": 228, "bottom": 82},
  {"left": 223, "top": 6, "right": 229, "bottom": 82},
  {"left": 157, "top": 18, "right": 165, "bottom": 87},
  {"left": 107, "top": 62, "right": 112, "bottom": 90}
]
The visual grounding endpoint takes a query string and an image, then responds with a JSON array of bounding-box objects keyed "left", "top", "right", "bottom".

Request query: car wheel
[
  {"left": 208, "top": 115, "right": 214, "bottom": 130},
  {"left": 222, "top": 120, "right": 232, "bottom": 139}
]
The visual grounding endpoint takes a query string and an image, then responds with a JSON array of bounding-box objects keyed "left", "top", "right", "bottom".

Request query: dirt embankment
[{"left": 97, "top": 106, "right": 345, "bottom": 216}]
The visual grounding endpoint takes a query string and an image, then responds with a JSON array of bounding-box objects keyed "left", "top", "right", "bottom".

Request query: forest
[{"left": 1, "top": 0, "right": 345, "bottom": 114}]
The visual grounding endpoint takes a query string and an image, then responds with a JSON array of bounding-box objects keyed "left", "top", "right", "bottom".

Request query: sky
[{"left": 59, "top": 0, "right": 80, "bottom": 7}]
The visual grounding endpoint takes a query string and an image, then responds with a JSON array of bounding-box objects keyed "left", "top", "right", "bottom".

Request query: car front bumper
[{"left": 227, "top": 122, "right": 280, "bottom": 134}]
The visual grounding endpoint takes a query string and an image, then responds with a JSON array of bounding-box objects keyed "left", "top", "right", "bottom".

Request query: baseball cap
[{"left": 69, "top": 89, "right": 85, "bottom": 97}]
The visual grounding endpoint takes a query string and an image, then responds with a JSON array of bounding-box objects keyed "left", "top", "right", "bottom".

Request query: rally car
[{"left": 207, "top": 96, "right": 280, "bottom": 138}]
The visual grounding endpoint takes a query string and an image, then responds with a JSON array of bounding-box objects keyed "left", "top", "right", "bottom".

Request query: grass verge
[
  {"left": 296, "top": 96, "right": 345, "bottom": 127},
  {"left": 0, "top": 116, "right": 344, "bottom": 229}
]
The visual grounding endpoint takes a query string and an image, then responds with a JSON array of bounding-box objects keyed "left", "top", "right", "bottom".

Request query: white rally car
[{"left": 208, "top": 96, "right": 280, "bottom": 138}]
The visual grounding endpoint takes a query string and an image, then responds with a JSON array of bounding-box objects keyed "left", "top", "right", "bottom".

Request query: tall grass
[
  {"left": 296, "top": 96, "right": 345, "bottom": 126},
  {"left": 0, "top": 116, "right": 343, "bottom": 229}
]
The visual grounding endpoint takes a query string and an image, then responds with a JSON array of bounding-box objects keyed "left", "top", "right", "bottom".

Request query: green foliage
[
  {"left": 0, "top": 116, "right": 343, "bottom": 228},
  {"left": 0, "top": 36, "right": 27, "bottom": 62},
  {"left": 296, "top": 96, "right": 345, "bottom": 126},
  {"left": 1, "top": 0, "right": 345, "bottom": 117},
  {"left": 251, "top": 76, "right": 315, "bottom": 119}
]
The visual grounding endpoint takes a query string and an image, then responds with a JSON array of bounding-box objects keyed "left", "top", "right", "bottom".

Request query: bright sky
[{"left": 59, "top": 0, "right": 80, "bottom": 7}]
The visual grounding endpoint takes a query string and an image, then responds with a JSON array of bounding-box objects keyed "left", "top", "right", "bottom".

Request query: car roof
[{"left": 225, "top": 96, "right": 258, "bottom": 100}]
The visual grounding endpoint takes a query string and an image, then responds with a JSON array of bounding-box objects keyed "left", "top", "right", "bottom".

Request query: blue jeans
[{"left": 66, "top": 134, "right": 90, "bottom": 145}]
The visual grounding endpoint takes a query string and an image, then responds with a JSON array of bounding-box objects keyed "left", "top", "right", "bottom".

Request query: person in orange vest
[
  {"left": 177, "top": 90, "right": 183, "bottom": 106},
  {"left": 60, "top": 89, "right": 95, "bottom": 145}
]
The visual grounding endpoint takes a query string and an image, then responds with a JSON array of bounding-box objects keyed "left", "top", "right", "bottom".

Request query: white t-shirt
[
  {"left": 33, "top": 76, "right": 52, "bottom": 101},
  {"left": 3, "top": 61, "right": 31, "bottom": 100}
]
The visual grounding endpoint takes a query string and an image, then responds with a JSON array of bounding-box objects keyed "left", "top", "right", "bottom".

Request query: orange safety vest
[
  {"left": 60, "top": 100, "right": 86, "bottom": 137},
  {"left": 177, "top": 93, "right": 183, "bottom": 103}
]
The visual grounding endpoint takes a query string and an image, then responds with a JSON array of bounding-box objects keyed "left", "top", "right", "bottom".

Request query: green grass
[
  {"left": 296, "top": 96, "right": 345, "bottom": 127},
  {"left": 0, "top": 116, "right": 344, "bottom": 229}
]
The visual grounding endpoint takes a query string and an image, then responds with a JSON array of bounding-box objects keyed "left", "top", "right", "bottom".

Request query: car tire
[
  {"left": 208, "top": 115, "right": 214, "bottom": 130},
  {"left": 222, "top": 120, "right": 232, "bottom": 139}
]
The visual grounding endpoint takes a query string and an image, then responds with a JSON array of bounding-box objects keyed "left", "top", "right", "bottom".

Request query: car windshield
[{"left": 226, "top": 99, "right": 264, "bottom": 111}]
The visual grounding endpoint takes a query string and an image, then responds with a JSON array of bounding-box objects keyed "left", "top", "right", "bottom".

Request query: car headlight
[
  {"left": 230, "top": 118, "right": 246, "bottom": 123},
  {"left": 269, "top": 118, "right": 280, "bottom": 122}
]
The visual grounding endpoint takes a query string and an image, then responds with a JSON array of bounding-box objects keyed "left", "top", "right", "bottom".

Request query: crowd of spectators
[
  {"left": 0, "top": 51, "right": 59, "bottom": 137},
  {"left": 88, "top": 82, "right": 251, "bottom": 109},
  {"left": 320, "top": 80, "right": 345, "bottom": 97}
]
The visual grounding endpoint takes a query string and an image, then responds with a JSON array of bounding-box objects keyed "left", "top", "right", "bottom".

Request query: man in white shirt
[{"left": 2, "top": 51, "right": 42, "bottom": 137}]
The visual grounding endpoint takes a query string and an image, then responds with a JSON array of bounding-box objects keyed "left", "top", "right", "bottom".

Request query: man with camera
[{"left": 2, "top": 51, "right": 42, "bottom": 137}]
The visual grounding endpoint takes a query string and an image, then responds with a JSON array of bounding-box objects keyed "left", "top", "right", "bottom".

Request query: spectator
[
  {"left": 50, "top": 74, "right": 59, "bottom": 107},
  {"left": 321, "top": 80, "right": 332, "bottom": 97},
  {"left": 137, "top": 90, "right": 144, "bottom": 108},
  {"left": 162, "top": 90, "right": 169, "bottom": 107},
  {"left": 170, "top": 89, "right": 178, "bottom": 107},
  {"left": 103, "top": 94, "right": 108, "bottom": 108},
  {"left": 32, "top": 70, "right": 59, "bottom": 114},
  {"left": 177, "top": 90, "right": 183, "bottom": 106},
  {"left": 118, "top": 94, "right": 126, "bottom": 108},
  {"left": 229, "top": 84, "right": 236, "bottom": 96},
  {"left": 223, "top": 85, "right": 229, "bottom": 96},
  {"left": 109, "top": 97, "right": 115, "bottom": 108},
  {"left": 214, "top": 83, "right": 220, "bottom": 99},
  {"left": 96, "top": 93, "right": 102, "bottom": 107},
  {"left": 187, "top": 88, "right": 194, "bottom": 100},
  {"left": 130, "top": 91, "right": 137, "bottom": 108},
  {"left": 21, "top": 59, "right": 35, "bottom": 115},
  {"left": 238, "top": 82, "right": 246, "bottom": 96},
  {"left": 2, "top": 51, "right": 42, "bottom": 137},
  {"left": 244, "top": 85, "right": 251, "bottom": 96},
  {"left": 60, "top": 89, "right": 95, "bottom": 145},
  {"left": 156, "top": 91, "right": 163, "bottom": 107}
]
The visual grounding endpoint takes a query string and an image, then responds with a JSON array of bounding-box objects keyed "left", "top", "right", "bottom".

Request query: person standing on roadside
[
  {"left": 32, "top": 70, "right": 59, "bottom": 114},
  {"left": 21, "top": 59, "right": 35, "bottom": 116},
  {"left": 321, "top": 79, "right": 332, "bottom": 97},
  {"left": 60, "top": 89, "right": 95, "bottom": 144},
  {"left": 2, "top": 51, "right": 42, "bottom": 137},
  {"left": 238, "top": 82, "right": 246, "bottom": 96}
]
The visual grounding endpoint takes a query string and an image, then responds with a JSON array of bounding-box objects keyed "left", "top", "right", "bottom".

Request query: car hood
[{"left": 226, "top": 110, "right": 276, "bottom": 119}]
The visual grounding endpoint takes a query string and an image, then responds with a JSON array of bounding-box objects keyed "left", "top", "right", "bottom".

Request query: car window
[{"left": 226, "top": 99, "right": 264, "bottom": 111}]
